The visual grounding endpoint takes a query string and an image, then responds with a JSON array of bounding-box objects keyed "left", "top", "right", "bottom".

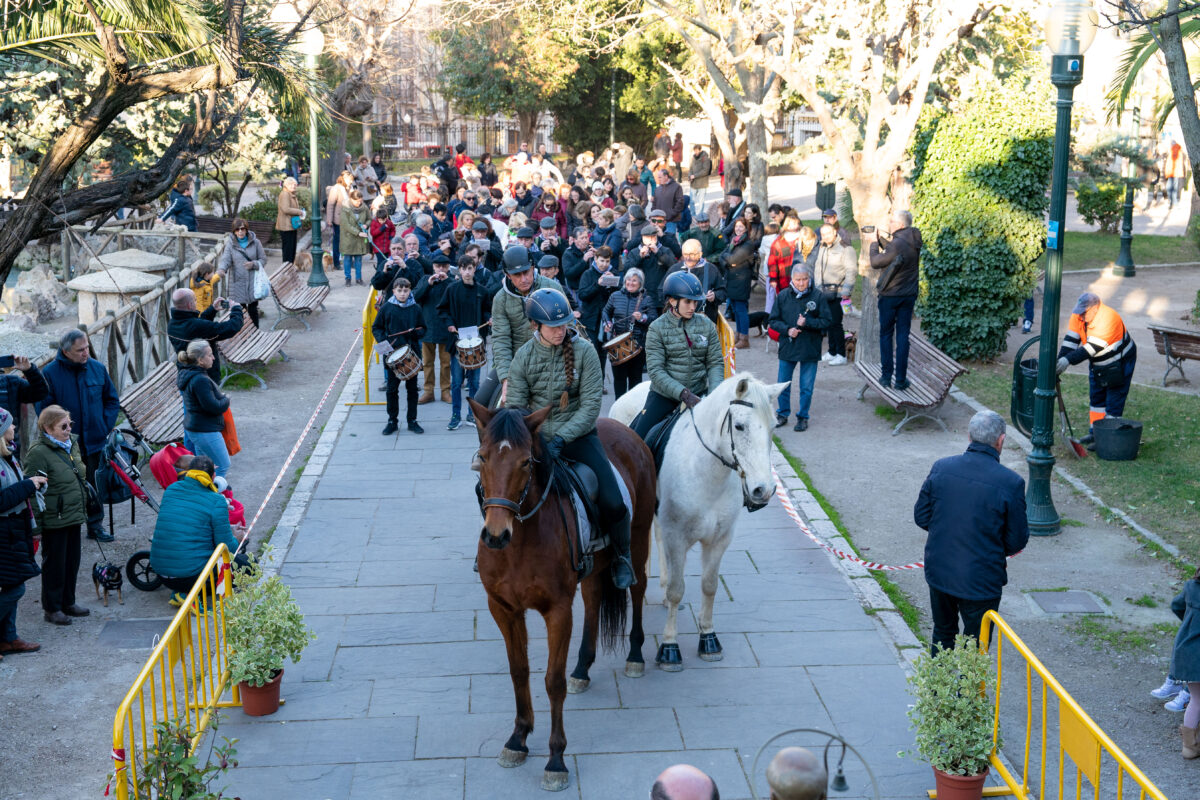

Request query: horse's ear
[
  {"left": 468, "top": 399, "right": 491, "bottom": 440},
  {"left": 767, "top": 382, "right": 790, "bottom": 403},
  {"left": 525, "top": 405, "right": 554, "bottom": 434},
  {"left": 735, "top": 376, "right": 751, "bottom": 399}
]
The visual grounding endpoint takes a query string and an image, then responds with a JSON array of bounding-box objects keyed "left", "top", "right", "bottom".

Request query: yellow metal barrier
[
  {"left": 972, "top": 611, "right": 1167, "bottom": 800},
  {"left": 111, "top": 545, "right": 240, "bottom": 799},
  {"left": 348, "top": 287, "right": 385, "bottom": 406},
  {"left": 718, "top": 314, "right": 736, "bottom": 378}
]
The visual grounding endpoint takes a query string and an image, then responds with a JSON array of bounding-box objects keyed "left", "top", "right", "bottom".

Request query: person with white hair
[
  {"left": 914, "top": 409, "right": 1029, "bottom": 652},
  {"left": 767, "top": 265, "right": 831, "bottom": 432},
  {"left": 274, "top": 176, "right": 304, "bottom": 263}
]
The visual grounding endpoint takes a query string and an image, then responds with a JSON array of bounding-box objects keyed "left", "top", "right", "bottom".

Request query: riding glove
[
  {"left": 545, "top": 435, "right": 566, "bottom": 460},
  {"left": 680, "top": 389, "right": 701, "bottom": 409}
]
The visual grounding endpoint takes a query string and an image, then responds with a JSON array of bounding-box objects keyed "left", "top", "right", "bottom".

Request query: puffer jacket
[
  {"left": 1171, "top": 579, "right": 1200, "bottom": 682},
  {"left": 812, "top": 241, "right": 857, "bottom": 299},
  {"left": 340, "top": 201, "right": 371, "bottom": 256},
  {"left": 491, "top": 274, "right": 561, "bottom": 381},
  {"left": 150, "top": 475, "right": 239, "bottom": 579},
  {"left": 0, "top": 367, "right": 49, "bottom": 451},
  {"left": 590, "top": 224, "right": 624, "bottom": 255},
  {"left": 23, "top": 434, "right": 88, "bottom": 530},
  {"left": 602, "top": 289, "right": 656, "bottom": 347},
  {"left": 505, "top": 332, "right": 602, "bottom": 443},
  {"left": 217, "top": 232, "right": 266, "bottom": 306},
  {"left": 39, "top": 353, "right": 119, "bottom": 455},
  {"left": 177, "top": 365, "right": 229, "bottom": 433},
  {"left": 0, "top": 455, "right": 38, "bottom": 587},
  {"left": 644, "top": 312, "right": 724, "bottom": 401}
]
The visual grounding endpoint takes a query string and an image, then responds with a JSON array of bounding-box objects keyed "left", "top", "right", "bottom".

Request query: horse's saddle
[
  {"left": 557, "top": 459, "right": 602, "bottom": 545},
  {"left": 643, "top": 409, "right": 684, "bottom": 473}
]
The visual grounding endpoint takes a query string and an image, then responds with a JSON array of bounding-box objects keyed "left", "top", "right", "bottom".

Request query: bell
[{"left": 830, "top": 763, "right": 849, "bottom": 793}]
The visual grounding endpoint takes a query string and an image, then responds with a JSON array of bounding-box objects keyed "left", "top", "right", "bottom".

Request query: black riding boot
[{"left": 609, "top": 510, "right": 635, "bottom": 589}]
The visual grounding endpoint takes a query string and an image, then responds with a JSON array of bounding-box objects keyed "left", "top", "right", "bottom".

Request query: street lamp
[
  {"left": 1114, "top": 153, "right": 1136, "bottom": 277},
  {"left": 1026, "top": 0, "right": 1099, "bottom": 536},
  {"left": 271, "top": 2, "right": 328, "bottom": 287}
]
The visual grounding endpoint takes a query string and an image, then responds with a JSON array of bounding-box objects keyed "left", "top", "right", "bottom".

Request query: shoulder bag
[{"left": 50, "top": 446, "right": 102, "bottom": 517}]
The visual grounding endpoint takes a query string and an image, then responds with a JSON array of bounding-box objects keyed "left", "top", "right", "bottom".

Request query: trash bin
[
  {"left": 1010, "top": 337, "right": 1040, "bottom": 437},
  {"left": 1092, "top": 417, "right": 1143, "bottom": 461},
  {"left": 815, "top": 182, "right": 836, "bottom": 214}
]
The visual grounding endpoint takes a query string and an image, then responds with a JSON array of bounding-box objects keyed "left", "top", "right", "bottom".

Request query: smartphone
[{"left": 0, "top": 355, "right": 15, "bottom": 369}]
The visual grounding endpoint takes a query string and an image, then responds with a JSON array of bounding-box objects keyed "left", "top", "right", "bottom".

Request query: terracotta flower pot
[
  {"left": 239, "top": 669, "right": 283, "bottom": 717},
  {"left": 932, "top": 767, "right": 988, "bottom": 800}
]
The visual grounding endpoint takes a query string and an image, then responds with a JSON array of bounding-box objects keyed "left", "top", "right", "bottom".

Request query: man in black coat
[
  {"left": 868, "top": 209, "right": 922, "bottom": 390},
  {"left": 666, "top": 239, "right": 725, "bottom": 325},
  {"left": 914, "top": 410, "right": 1029, "bottom": 653},
  {"left": 371, "top": 239, "right": 425, "bottom": 296},
  {"left": 167, "top": 289, "right": 245, "bottom": 384},
  {"left": 0, "top": 356, "right": 48, "bottom": 450},
  {"left": 372, "top": 278, "right": 426, "bottom": 436},
  {"left": 561, "top": 226, "right": 595, "bottom": 291},
  {"left": 621, "top": 223, "right": 677, "bottom": 312},
  {"left": 768, "top": 266, "right": 830, "bottom": 432}
]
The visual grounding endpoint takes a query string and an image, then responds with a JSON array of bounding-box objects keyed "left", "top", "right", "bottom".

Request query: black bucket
[{"left": 1092, "top": 417, "right": 1143, "bottom": 461}]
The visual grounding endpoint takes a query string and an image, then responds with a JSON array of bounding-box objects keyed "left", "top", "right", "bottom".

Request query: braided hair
[{"left": 559, "top": 335, "right": 575, "bottom": 411}]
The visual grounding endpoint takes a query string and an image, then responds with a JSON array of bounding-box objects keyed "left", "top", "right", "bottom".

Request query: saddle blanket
[{"left": 572, "top": 460, "right": 632, "bottom": 554}]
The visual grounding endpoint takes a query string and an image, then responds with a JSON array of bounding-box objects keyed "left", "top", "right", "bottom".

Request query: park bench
[
  {"left": 855, "top": 332, "right": 966, "bottom": 435},
  {"left": 217, "top": 314, "right": 290, "bottom": 389},
  {"left": 119, "top": 360, "right": 184, "bottom": 445},
  {"left": 269, "top": 261, "right": 329, "bottom": 331},
  {"left": 1147, "top": 324, "right": 1200, "bottom": 386}
]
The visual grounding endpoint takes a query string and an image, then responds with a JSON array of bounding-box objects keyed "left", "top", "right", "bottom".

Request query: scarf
[
  {"left": 185, "top": 470, "right": 218, "bottom": 492},
  {"left": 0, "top": 453, "right": 41, "bottom": 520},
  {"left": 44, "top": 433, "right": 72, "bottom": 453}
]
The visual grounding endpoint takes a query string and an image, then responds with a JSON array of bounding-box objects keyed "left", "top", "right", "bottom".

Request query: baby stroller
[{"left": 88, "top": 429, "right": 164, "bottom": 592}]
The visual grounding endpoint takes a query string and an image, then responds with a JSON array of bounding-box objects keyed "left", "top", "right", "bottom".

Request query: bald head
[
  {"left": 767, "top": 747, "right": 827, "bottom": 800},
  {"left": 652, "top": 764, "right": 719, "bottom": 800},
  {"left": 172, "top": 288, "right": 197, "bottom": 311}
]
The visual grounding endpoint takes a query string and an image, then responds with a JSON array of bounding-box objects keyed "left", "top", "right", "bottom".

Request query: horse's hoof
[
  {"left": 542, "top": 770, "right": 570, "bottom": 792},
  {"left": 625, "top": 660, "right": 645, "bottom": 678},
  {"left": 656, "top": 642, "right": 683, "bottom": 672},
  {"left": 698, "top": 632, "right": 724, "bottom": 661},
  {"left": 567, "top": 677, "right": 590, "bottom": 694},
  {"left": 498, "top": 747, "right": 528, "bottom": 768}
]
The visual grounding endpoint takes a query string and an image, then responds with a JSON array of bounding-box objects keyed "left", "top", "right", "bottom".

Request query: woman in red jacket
[
  {"left": 369, "top": 207, "right": 395, "bottom": 272},
  {"left": 531, "top": 193, "right": 569, "bottom": 238}
]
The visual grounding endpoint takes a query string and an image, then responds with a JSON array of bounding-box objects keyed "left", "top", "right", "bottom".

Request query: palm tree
[{"left": 0, "top": 0, "right": 318, "bottom": 282}]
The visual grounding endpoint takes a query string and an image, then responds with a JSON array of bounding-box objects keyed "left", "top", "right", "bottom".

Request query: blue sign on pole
[{"left": 1047, "top": 220, "right": 1060, "bottom": 250}]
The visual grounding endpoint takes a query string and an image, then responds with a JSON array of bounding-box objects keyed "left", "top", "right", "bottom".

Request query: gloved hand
[
  {"left": 680, "top": 389, "right": 701, "bottom": 409},
  {"left": 1055, "top": 357, "right": 1070, "bottom": 376},
  {"left": 545, "top": 435, "right": 565, "bottom": 460}
]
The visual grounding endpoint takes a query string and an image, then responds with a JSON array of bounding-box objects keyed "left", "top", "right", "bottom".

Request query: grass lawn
[
  {"left": 1062, "top": 230, "right": 1198, "bottom": 271},
  {"left": 957, "top": 362, "right": 1200, "bottom": 568}
]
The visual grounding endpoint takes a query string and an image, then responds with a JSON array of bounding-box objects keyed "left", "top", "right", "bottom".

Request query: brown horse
[{"left": 468, "top": 399, "right": 656, "bottom": 792}]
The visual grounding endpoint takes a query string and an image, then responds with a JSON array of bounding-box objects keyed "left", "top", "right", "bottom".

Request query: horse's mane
[
  {"left": 486, "top": 407, "right": 552, "bottom": 484},
  {"left": 708, "top": 371, "right": 774, "bottom": 425}
]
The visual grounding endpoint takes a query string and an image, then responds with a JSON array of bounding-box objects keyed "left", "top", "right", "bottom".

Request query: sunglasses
[{"left": 235, "top": 228, "right": 248, "bottom": 234}]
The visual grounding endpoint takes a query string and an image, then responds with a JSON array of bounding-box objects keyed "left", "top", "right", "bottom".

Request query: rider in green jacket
[{"left": 505, "top": 288, "right": 635, "bottom": 589}]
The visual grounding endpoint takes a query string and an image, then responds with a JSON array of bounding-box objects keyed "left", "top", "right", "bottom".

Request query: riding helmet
[
  {"left": 525, "top": 288, "right": 574, "bottom": 327},
  {"left": 662, "top": 271, "right": 706, "bottom": 302},
  {"left": 502, "top": 246, "right": 534, "bottom": 273}
]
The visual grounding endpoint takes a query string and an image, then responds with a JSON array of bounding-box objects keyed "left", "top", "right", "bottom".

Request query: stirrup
[{"left": 611, "top": 555, "right": 636, "bottom": 589}]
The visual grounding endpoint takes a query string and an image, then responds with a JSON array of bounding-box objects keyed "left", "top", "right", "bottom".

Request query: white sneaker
[
  {"left": 828, "top": 355, "right": 848, "bottom": 366},
  {"left": 1152, "top": 677, "right": 1184, "bottom": 700},
  {"left": 820, "top": 352, "right": 833, "bottom": 363},
  {"left": 1166, "top": 688, "right": 1191, "bottom": 712}
]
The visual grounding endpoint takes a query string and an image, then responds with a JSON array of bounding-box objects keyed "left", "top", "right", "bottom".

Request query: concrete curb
[
  {"left": 262, "top": 354, "right": 366, "bottom": 576},
  {"left": 948, "top": 387, "right": 1181, "bottom": 558},
  {"left": 1069, "top": 261, "right": 1200, "bottom": 275},
  {"left": 769, "top": 444, "right": 926, "bottom": 672}
]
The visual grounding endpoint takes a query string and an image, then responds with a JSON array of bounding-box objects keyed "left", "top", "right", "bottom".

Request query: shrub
[
  {"left": 109, "top": 717, "right": 238, "bottom": 800},
  {"left": 1193, "top": 289, "right": 1200, "bottom": 324},
  {"left": 1074, "top": 179, "right": 1124, "bottom": 233},
  {"left": 196, "top": 184, "right": 227, "bottom": 215},
  {"left": 906, "top": 635, "right": 999, "bottom": 776},
  {"left": 225, "top": 551, "right": 314, "bottom": 687},
  {"left": 912, "top": 78, "right": 1053, "bottom": 360}
]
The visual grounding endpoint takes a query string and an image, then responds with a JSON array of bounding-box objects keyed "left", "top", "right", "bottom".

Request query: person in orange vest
[
  {"left": 1055, "top": 292, "right": 1137, "bottom": 446},
  {"left": 1165, "top": 140, "right": 1188, "bottom": 209}
]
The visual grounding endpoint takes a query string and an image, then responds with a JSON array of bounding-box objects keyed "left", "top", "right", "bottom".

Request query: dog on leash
[
  {"left": 748, "top": 310, "right": 770, "bottom": 336},
  {"left": 93, "top": 561, "right": 124, "bottom": 606}
]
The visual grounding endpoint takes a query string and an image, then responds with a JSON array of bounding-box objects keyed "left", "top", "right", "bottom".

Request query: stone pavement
[{"left": 217, "top": 361, "right": 929, "bottom": 799}]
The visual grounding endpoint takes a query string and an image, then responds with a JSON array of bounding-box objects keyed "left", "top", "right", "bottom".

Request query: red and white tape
[{"left": 771, "top": 467, "right": 926, "bottom": 571}]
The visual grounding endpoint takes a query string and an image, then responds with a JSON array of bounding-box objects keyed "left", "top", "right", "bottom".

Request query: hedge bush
[
  {"left": 912, "top": 79, "right": 1053, "bottom": 361},
  {"left": 1074, "top": 179, "right": 1125, "bottom": 233}
]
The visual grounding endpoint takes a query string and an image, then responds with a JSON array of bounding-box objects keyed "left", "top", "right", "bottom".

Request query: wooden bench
[
  {"left": 119, "top": 360, "right": 184, "bottom": 445},
  {"left": 269, "top": 261, "right": 329, "bottom": 331},
  {"left": 855, "top": 332, "right": 966, "bottom": 435},
  {"left": 217, "top": 314, "right": 290, "bottom": 389},
  {"left": 1148, "top": 324, "right": 1200, "bottom": 386}
]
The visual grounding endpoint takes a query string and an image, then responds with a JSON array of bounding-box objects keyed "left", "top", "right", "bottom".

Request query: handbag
[
  {"left": 50, "top": 446, "right": 102, "bottom": 517},
  {"left": 221, "top": 408, "right": 242, "bottom": 457},
  {"left": 251, "top": 264, "right": 272, "bottom": 301},
  {"left": 290, "top": 215, "right": 303, "bottom": 230}
]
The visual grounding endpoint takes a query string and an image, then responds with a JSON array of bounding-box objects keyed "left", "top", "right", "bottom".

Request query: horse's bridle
[
  {"left": 480, "top": 457, "right": 554, "bottom": 523},
  {"left": 688, "top": 398, "right": 769, "bottom": 511}
]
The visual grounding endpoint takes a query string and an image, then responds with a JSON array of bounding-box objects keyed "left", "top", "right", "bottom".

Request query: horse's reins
[
  {"left": 480, "top": 456, "right": 592, "bottom": 574},
  {"left": 687, "top": 400, "right": 754, "bottom": 478},
  {"left": 480, "top": 458, "right": 556, "bottom": 523}
]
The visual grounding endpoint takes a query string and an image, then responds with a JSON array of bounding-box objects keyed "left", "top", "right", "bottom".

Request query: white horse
[{"left": 609, "top": 373, "right": 786, "bottom": 670}]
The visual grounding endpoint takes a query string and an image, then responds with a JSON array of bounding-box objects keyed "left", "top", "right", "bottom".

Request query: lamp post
[
  {"left": 1114, "top": 157, "right": 1136, "bottom": 277},
  {"left": 1026, "top": 0, "right": 1098, "bottom": 536}
]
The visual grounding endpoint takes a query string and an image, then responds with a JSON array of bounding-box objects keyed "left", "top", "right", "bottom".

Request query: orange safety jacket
[{"left": 1058, "top": 302, "right": 1135, "bottom": 423}]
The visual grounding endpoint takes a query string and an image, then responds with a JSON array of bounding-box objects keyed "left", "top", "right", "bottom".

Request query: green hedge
[
  {"left": 1075, "top": 179, "right": 1125, "bottom": 233},
  {"left": 912, "top": 80, "right": 1053, "bottom": 361}
]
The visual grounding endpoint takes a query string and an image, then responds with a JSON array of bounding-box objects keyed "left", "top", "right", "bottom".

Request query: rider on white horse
[
  {"left": 631, "top": 271, "right": 725, "bottom": 440},
  {"left": 504, "top": 287, "right": 636, "bottom": 589}
]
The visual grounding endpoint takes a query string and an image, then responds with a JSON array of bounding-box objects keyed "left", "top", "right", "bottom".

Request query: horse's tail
[{"left": 598, "top": 575, "right": 628, "bottom": 654}]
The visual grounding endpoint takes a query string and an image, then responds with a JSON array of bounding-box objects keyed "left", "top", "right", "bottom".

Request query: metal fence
[{"left": 379, "top": 118, "right": 559, "bottom": 162}]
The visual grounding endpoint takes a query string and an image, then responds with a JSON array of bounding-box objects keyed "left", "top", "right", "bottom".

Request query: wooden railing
[{"left": 60, "top": 217, "right": 227, "bottom": 281}]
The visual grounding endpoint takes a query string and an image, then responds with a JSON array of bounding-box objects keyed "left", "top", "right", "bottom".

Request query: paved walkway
[{"left": 218, "top": 361, "right": 928, "bottom": 799}]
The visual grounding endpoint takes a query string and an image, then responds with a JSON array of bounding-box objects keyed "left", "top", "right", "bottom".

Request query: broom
[{"left": 1055, "top": 378, "right": 1088, "bottom": 459}]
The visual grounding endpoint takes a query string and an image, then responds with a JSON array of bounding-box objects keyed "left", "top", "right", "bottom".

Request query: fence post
[
  {"left": 175, "top": 232, "right": 185, "bottom": 270},
  {"left": 59, "top": 230, "right": 71, "bottom": 281}
]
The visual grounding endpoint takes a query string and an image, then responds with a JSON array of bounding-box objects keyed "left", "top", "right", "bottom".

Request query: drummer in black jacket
[
  {"left": 768, "top": 265, "right": 831, "bottom": 432},
  {"left": 372, "top": 278, "right": 426, "bottom": 436},
  {"left": 438, "top": 257, "right": 491, "bottom": 429}
]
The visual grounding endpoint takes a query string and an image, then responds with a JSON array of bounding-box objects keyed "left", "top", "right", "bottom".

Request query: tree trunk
[
  {"left": 745, "top": 114, "right": 770, "bottom": 210},
  {"left": 516, "top": 111, "right": 540, "bottom": 150},
  {"left": 1160, "top": 0, "right": 1200, "bottom": 234},
  {"left": 362, "top": 121, "right": 374, "bottom": 161},
  {"left": 846, "top": 177, "right": 896, "bottom": 364}
]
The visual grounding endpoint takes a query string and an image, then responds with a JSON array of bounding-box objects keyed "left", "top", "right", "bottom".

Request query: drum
[
  {"left": 456, "top": 337, "right": 487, "bottom": 371},
  {"left": 603, "top": 331, "right": 642, "bottom": 365},
  {"left": 385, "top": 345, "right": 423, "bottom": 381}
]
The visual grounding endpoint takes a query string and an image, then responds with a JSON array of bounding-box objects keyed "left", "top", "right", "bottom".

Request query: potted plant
[
  {"left": 225, "top": 553, "right": 315, "bottom": 716},
  {"left": 906, "top": 635, "right": 999, "bottom": 800}
]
